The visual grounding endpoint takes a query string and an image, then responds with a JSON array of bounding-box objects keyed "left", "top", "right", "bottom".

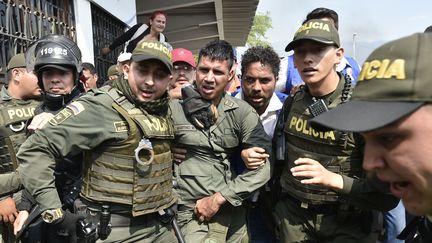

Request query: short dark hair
[
  {"left": 82, "top": 62, "right": 97, "bottom": 75},
  {"left": 304, "top": 7, "right": 339, "bottom": 30},
  {"left": 198, "top": 40, "right": 234, "bottom": 70},
  {"left": 241, "top": 46, "right": 280, "bottom": 78},
  {"left": 425, "top": 25, "right": 432, "bottom": 33}
]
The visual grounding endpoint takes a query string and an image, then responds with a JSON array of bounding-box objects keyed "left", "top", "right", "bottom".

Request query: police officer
[
  {"left": 273, "top": 19, "right": 398, "bottom": 242},
  {"left": 16, "top": 40, "right": 178, "bottom": 242},
  {"left": 12, "top": 34, "right": 86, "bottom": 242},
  {"left": 0, "top": 53, "right": 41, "bottom": 243},
  {"left": 171, "top": 40, "right": 271, "bottom": 242},
  {"left": 311, "top": 33, "right": 432, "bottom": 243}
]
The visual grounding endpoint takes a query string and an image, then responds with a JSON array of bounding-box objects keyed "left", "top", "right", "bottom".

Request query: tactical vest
[
  {"left": 0, "top": 99, "right": 38, "bottom": 173},
  {"left": 280, "top": 78, "right": 363, "bottom": 205},
  {"left": 81, "top": 89, "right": 176, "bottom": 216}
]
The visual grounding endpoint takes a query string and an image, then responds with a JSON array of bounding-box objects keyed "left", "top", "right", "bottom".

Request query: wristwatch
[{"left": 41, "top": 208, "right": 64, "bottom": 223}]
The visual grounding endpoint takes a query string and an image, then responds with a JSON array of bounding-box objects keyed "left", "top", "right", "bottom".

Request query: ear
[
  {"left": 228, "top": 68, "right": 235, "bottom": 82},
  {"left": 335, "top": 47, "right": 344, "bottom": 65},
  {"left": 12, "top": 68, "right": 22, "bottom": 84},
  {"left": 123, "top": 63, "right": 130, "bottom": 79}
]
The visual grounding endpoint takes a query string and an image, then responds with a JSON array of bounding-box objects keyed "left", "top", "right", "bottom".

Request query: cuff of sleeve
[
  {"left": 340, "top": 175, "right": 354, "bottom": 194},
  {"left": 36, "top": 190, "right": 62, "bottom": 212},
  {"left": 219, "top": 188, "right": 242, "bottom": 207}
]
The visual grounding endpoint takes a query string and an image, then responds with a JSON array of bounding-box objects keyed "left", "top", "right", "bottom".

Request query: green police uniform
[
  {"left": 274, "top": 74, "right": 398, "bottom": 243},
  {"left": 17, "top": 83, "right": 178, "bottom": 243},
  {"left": 171, "top": 93, "right": 272, "bottom": 243},
  {"left": 0, "top": 86, "right": 39, "bottom": 243}
]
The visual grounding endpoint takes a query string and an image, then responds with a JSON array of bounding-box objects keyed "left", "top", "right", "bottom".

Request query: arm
[
  {"left": 107, "top": 24, "right": 142, "bottom": 52},
  {"left": 17, "top": 96, "right": 123, "bottom": 212},
  {"left": 219, "top": 106, "right": 272, "bottom": 207},
  {"left": 291, "top": 157, "right": 398, "bottom": 211}
]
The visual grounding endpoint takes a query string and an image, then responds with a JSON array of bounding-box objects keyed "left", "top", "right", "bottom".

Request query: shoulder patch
[
  {"left": 113, "top": 121, "right": 128, "bottom": 132},
  {"left": 66, "top": 101, "right": 85, "bottom": 115},
  {"left": 49, "top": 109, "right": 73, "bottom": 126}
]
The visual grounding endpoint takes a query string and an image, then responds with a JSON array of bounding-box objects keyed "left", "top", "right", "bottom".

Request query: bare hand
[
  {"left": 101, "top": 47, "right": 111, "bottom": 56},
  {"left": 27, "top": 112, "right": 54, "bottom": 131},
  {"left": 172, "top": 144, "right": 187, "bottom": 164},
  {"left": 0, "top": 197, "right": 18, "bottom": 223},
  {"left": 13, "top": 210, "right": 29, "bottom": 235},
  {"left": 290, "top": 158, "right": 344, "bottom": 191},
  {"left": 194, "top": 192, "right": 226, "bottom": 222},
  {"left": 241, "top": 147, "right": 269, "bottom": 170}
]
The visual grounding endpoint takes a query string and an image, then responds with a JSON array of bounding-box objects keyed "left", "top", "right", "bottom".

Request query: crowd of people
[{"left": 0, "top": 6, "right": 431, "bottom": 243}]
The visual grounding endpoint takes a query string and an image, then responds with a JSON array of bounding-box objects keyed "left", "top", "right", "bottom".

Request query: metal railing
[
  {"left": 91, "top": 3, "right": 126, "bottom": 85},
  {"left": 0, "top": 0, "right": 76, "bottom": 83}
]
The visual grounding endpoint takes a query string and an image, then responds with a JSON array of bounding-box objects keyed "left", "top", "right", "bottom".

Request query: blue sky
[{"left": 256, "top": 0, "right": 432, "bottom": 64}]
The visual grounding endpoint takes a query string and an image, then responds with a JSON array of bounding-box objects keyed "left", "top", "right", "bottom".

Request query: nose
[
  {"left": 205, "top": 70, "right": 215, "bottom": 83},
  {"left": 362, "top": 141, "right": 386, "bottom": 172},
  {"left": 251, "top": 80, "right": 262, "bottom": 91}
]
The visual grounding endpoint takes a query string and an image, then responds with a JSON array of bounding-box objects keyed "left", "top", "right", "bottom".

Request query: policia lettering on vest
[
  {"left": 272, "top": 19, "right": 398, "bottom": 242},
  {"left": 15, "top": 40, "right": 181, "bottom": 242}
]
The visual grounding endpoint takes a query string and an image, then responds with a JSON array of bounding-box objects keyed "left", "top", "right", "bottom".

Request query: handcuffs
[{"left": 134, "top": 138, "right": 155, "bottom": 173}]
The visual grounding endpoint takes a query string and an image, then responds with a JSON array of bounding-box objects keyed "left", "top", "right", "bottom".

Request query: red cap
[{"left": 172, "top": 48, "right": 196, "bottom": 67}]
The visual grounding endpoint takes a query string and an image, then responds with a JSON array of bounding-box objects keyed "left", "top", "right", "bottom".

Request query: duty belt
[{"left": 109, "top": 212, "right": 159, "bottom": 227}]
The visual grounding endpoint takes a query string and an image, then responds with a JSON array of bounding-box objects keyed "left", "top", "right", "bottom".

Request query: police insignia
[
  {"left": 49, "top": 109, "right": 73, "bottom": 126},
  {"left": 66, "top": 101, "right": 85, "bottom": 115},
  {"left": 113, "top": 121, "right": 127, "bottom": 132}
]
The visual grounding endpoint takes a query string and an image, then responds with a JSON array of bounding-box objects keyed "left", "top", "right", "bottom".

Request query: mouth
[
  {"left": 250, "top": 96, "right": 263, "bottom": 103},
  {"left": 302, "top": 67, "right": 318, "bottom": 76},
  {"left": 390, "top": 181, "right": 411, "bottom": 198},
  {"left": 201, "top": 84, "right": 215, "bottom": 95},
  {"left": 49, "top": 87, "right": 63, "bottom": 93},
  {"left": 140, "top": 89, "right": 154, "bottom": 98}
]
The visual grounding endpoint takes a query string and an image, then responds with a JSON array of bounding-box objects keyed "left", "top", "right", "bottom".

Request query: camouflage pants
[
  {"left": 274, "top": 196, "right": 375, "bottom": 243},
  {"left": 177, "top": 204, "right": 248, "bottom": 243}
]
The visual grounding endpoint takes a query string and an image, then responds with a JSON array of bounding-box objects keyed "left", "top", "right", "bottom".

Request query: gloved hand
[
  {"left": 52, "top": 211, "right": 84, "bottom": 235},
  {"left": 181, "top": 85, "right": 215, "bottom": 129}
]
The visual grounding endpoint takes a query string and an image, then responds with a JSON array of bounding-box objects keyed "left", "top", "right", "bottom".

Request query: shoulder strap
[{"left": 274, "top": 94, "right": 294, "bottom": 161}]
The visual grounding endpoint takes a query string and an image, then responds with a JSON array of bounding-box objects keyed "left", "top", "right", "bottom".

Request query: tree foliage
[{"left": 246, "top": 12, "right": 272, "bottom": 47}]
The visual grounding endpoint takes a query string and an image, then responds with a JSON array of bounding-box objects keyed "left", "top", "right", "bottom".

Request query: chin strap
[{"left": 43, "top": 85, "right": 83, "bottom": 112}]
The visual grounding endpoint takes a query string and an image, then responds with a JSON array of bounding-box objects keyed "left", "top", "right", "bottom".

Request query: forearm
[
  {"left": 0, "top": 171, "right": 22, "bottom": 198},
  {"left": 339, "top": 175, "right": 399, "bottom": 211},
  {"left": 220, "top": 159, "right": 271, "bottom": 206}
]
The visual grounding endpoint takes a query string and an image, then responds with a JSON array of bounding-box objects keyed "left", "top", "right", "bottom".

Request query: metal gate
[
  {"left": 0, "top": 0, "right": 76, "bottom": 84},
  {"left": 91, "top": 3, "right": 126, "bottom": 84}
]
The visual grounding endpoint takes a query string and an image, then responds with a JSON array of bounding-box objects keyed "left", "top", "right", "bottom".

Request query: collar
[
  {"left": 0, "top": 86, "right": 11, "bottom": 101},
  {"left": 336, "top": 56, "right": 350, "bottom": 72}
]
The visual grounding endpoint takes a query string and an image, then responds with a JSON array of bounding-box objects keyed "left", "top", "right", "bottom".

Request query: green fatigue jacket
[
  {"left": 170, "top": 93, "right": 272, "bottom": 207},
  {"left": 16, "top": 87, "right": 176, "bottom": 213},
  {"left": 280, "top": 75, "right": 397, "bottom": 211},
  {"left": 0, "top": 86, "right": 39, "bottom": 200}
]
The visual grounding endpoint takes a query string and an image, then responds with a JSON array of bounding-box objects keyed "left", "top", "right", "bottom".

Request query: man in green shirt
[
  {"left": 16, "top": 40, "right": 178, "bottom": 242},
  {"left": 0, "top": 53, "right": 40, "bottom": 243},
  {"left": 272, "top": 19, "right": 398, "bottom": 242},
  {"left": 170, "top": 40, "right": 272, "bottom": 242}
]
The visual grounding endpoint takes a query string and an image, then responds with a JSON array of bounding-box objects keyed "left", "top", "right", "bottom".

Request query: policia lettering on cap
[
  {"left": 272, "top": 19, "right": 398, "bottom": 243},
  {"left": 15, "top": 40, "right": 183, "bottom": 242}
]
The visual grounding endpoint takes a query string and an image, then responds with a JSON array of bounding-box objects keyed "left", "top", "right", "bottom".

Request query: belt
[
  {"left": 110, "top": 212, "right": 160, "bottom": 227},
  {"left": 284, "top": 193, "right": 339, "bottom": 214}
]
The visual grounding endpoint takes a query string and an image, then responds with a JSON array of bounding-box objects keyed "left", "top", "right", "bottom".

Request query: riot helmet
[{"left": 26, "top": 34, "right": 82, "bottom": 90}]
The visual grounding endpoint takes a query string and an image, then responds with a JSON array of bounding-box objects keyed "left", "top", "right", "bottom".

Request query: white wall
[{"left": 74, "top": 0, "right": 136, "bottom": 64}]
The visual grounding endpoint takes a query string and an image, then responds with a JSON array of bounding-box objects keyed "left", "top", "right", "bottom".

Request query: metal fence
[
  {"left": 91, "top": 3, "right": 126, "bottom": 85},
  {"left": 0, "top": 0, "right": 76, "bottom": 83}
]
